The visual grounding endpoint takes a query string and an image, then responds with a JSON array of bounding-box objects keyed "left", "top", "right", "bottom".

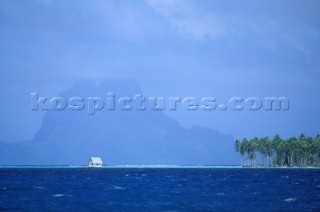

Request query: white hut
[{"left": 88, "top": 157, "right": 103, "bottom": 167}]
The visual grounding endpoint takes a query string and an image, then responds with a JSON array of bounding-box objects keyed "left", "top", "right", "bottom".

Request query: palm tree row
[{"left": 235, "top": 134, "right": 320, "bottom": 167}]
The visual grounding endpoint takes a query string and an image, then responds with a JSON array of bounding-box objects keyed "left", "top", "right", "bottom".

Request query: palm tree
[
  {"left": 242, "top": 138, "right": 249, "bottom": 166},
  {"left": 235, "top": 139, "right": 244, "bottom": 166},
  {"left": 272, "top": 134, "right": 281, "bottom": 166},
  {"left": 234, "top": 134, "right": 320, "bottom": 167}
]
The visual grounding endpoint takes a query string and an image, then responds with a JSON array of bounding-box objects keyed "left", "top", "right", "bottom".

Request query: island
[{"left": 235, "top": 134, "right": 320, "bottom": 167}]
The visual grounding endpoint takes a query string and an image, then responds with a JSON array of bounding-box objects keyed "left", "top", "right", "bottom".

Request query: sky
[{"left": 0, "top": 0, "right": 320, "bottom": 142}]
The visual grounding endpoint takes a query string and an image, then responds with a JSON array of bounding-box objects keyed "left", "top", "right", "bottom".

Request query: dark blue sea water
[{"left": 0, "top": 168, "right": 320, "bottom": 211}]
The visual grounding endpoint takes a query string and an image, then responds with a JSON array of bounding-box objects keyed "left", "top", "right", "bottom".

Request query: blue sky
[{"left": 0, "top": 0, "right": 320, "bottom": 142}]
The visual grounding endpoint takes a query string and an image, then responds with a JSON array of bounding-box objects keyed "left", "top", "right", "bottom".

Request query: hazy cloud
[{"left": 146, "top": 0, "right": 228, "bottom": 40}]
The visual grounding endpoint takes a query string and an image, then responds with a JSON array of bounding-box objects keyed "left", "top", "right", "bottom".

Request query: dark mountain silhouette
[{"left": 0, "top": 80, "right": 238, "bottom": 165}]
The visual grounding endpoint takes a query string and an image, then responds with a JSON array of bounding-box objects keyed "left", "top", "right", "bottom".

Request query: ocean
[{"left": 0, "top": 167, "right": 319, "bottom": 211}]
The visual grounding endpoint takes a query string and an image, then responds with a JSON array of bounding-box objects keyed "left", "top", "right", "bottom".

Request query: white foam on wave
[
  {"left": 33, "top": 186, "right": 45, "bottom": 189},
  {"left": 52, "top": 194, "right": 65, "bottom": 197},
  {"left": 52, "top": 194, "right": 73, "bottom": 197},
  {"left": 113, "top": 186, "right": 126, "bottom": 190},
  {"left": 283, "top": 198, "right": 297, "bottom": 202}
]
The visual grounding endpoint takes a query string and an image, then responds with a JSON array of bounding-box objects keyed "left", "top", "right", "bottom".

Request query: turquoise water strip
[
  {"left": 0, "top": 165, "right": 241, "bottom": 169},
  {"left": 0, "top": 165, "right": 320, "bottom": 169}
]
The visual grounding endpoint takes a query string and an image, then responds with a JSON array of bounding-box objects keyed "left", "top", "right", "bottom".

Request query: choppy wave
[{"left": 0, "top": 168, "right": 319, "bottom": 210}]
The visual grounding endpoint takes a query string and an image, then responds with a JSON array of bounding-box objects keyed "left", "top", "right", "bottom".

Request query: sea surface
[{"left": 0, "top": 167, "right": 320, "bottom": 211}]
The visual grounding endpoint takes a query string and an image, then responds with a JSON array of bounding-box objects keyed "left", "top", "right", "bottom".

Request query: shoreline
[{"left": 1, "top": 165, "right": 320, "bottom": 169}]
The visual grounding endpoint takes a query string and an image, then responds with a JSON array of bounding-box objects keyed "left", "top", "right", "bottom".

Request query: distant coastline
[{"left": 1, "top": 165, "right": 320, "bottom": 169}]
